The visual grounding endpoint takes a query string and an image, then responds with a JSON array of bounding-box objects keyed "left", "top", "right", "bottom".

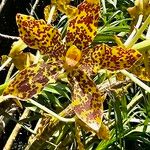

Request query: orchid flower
[{"left": 3, "top": 0, "right": 142, "bottom": 139}]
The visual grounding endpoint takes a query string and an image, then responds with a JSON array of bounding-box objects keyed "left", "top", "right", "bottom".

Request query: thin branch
[
  {"left": 0, "top": 0, "right": 7, "bottom": 13},
  {"left": 0, "top": 33, "right": 20, "bottom": 40},
  {"left": 127, "top": 93, "right": 143, "bottom": 111},
  {"left": 124, "top": 15, "right": 143, "bottom": 47},
  {"left": 28, "top": 99, "right": 75, "bottom": 123},
  {"left": 30, "top": 0, "right": 40, "bottom": 16},
  {"left": 120, "top": 70, "right": 150, "bottom": 93},
  {"left": 0, "top": 57, "right": 12, "bottom": 72},
  {"left": 125, "top": 15, "right": 150, "bottom": 48},
  {"left": 3, "top": 108, "right": 30, "bottom": 150}
]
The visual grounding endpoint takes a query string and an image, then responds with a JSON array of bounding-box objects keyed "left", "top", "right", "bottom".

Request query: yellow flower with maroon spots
[{"left": 3, "top": 0, "right": 142, "bottom": 139}]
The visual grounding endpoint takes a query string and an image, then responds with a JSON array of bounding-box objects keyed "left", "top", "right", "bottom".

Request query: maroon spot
[{"left": 18, "top": 79, "right": 31, "bottom": 92}]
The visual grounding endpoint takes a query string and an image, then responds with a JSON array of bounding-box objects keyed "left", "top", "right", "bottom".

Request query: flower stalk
[
  {"left": 120, "top": 70, "right": 150, "bottom": 93},
  {"left": 28, "top": 99, "right": 75, "bottom": 123},
  {"left": 125, "top": 15, "right": 150, "bottom": 48}
]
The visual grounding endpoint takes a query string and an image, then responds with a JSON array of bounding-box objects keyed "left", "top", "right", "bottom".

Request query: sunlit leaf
[{"left": 127, "top": 0, "right": 150, "bottom": 25}]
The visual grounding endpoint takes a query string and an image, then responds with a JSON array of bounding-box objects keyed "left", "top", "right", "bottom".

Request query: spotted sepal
[
  {"left": 68, "top": 70, "right": 106, "bottom": 132},
  {"left": 16, "top": 13, "right": 65, "bottom": 59},
  {"left": 3, "top": 61, "right": 63, "bottom": 99},
  {"left": 66, "top": 0, "right": 100, "bottom": 50},
  {"left": 79, "top": 44, "right": 142, "bottom": 76}
]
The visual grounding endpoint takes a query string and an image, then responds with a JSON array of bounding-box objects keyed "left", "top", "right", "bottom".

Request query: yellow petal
[
  {"left": 12, "top": 52, "right": 35, "bottom": 70},
  {"left": 9, "top": 39, "right": 27, "bottom": 58}
]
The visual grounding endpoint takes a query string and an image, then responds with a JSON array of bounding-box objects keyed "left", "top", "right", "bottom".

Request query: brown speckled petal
[
  {"left": 79, "top": 44, "right": 142, "bottom": 76},
  {"left": 68, "top": 69, "right": 105, "bottom": 132},
  {"left": 66, "top": 0, "right": 100, "bottom": 50},
  {"left": 3, "top": 60, "right": 63, "bottom": 99},
  {"left": 16, "top": 14, "right": 65, "bottom": 60}
]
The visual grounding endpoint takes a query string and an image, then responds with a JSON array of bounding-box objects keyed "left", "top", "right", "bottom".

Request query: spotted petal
[
  {"left": 3, "top": 60, "right": 63, "bottom": 99},
  {"left": 79, "top": 44, "right": 142, "bottom": 76},
  {"left": 16, "top": 14, "right": 65, "bottom": 60},
  {"left": 66, "top": 0, "right": 100, "bottom": 50},
  {"left": 68, "top": 70, "right": 106, "bottom": 133}
]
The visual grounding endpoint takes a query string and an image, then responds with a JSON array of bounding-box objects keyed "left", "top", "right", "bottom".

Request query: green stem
[
  {"left": 133, "top": 39, "right": 150, "bottom": 52},
  {"left": 124, "top": 15, "right": 143, "bottom": 47},
  {"left": 0, "top": 57, "right": 12, "bottom": 71},
  {"left": 5, "top": 63, "right": 14, "bottom": 82},
  {"left": 28, "top": 99, "right": 75, "bottom": 123},
  {"left": 125, "top": 15, "right": 150, "bottom": 48},
  {"left": 146, "top": 25, "right": 150, "bottom": 39},
  {"left": 127, "top": 93, "right": 143, "bottom": 111},
  {"left": 0, "top": 82, "right": 9, "bottom": 95},
  {"left": 120, "top": 70, "right": 150, "bottom": 93}
]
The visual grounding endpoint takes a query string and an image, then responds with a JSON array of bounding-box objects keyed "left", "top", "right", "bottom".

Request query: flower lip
[{"left": 65, "top": 45, "right": 82, "bottom": 68}]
